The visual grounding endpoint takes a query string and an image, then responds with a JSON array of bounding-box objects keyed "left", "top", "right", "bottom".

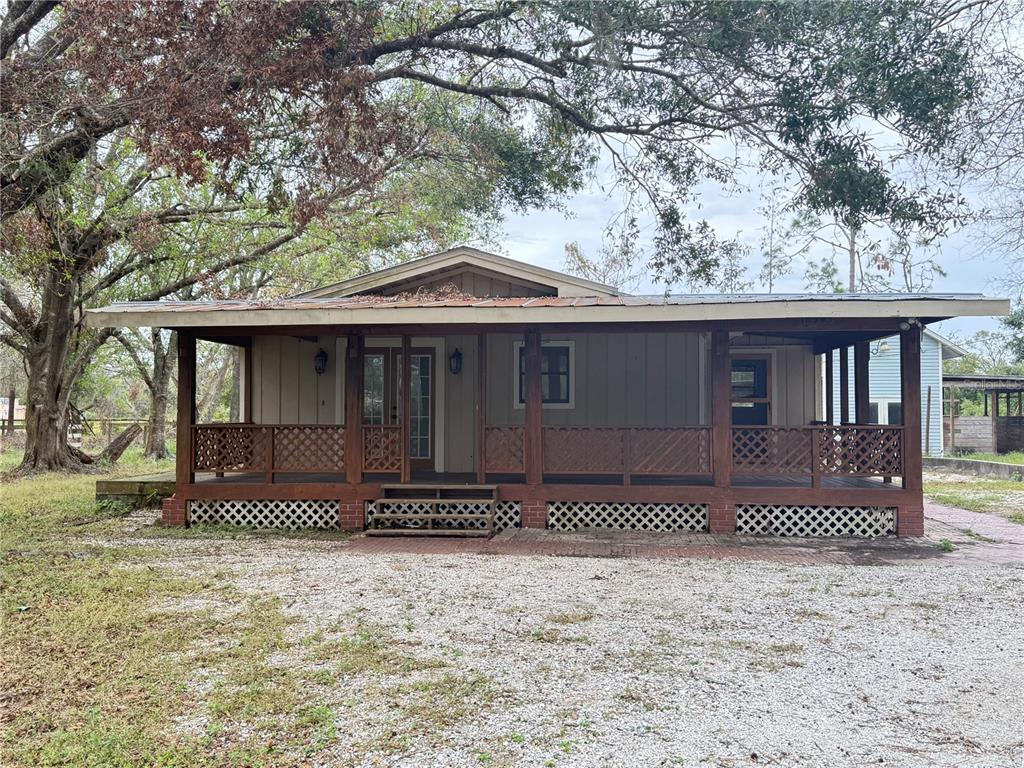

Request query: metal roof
[
  {"left": 944, "top": 374, "right": 1024, "bottom": 391},
  {"left": 86, "top": 292, "right": 1010, "bottom": 330}
]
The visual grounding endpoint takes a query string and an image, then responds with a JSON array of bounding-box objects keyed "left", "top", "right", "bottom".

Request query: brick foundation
[
  {"left": 896, "top": 505, "right": 924, "bottom": 537},
  {"left": 521, "top": 500, "right": 547, "bottom": 529},
  {"left": 339, "top": 501, "right": 365, "bottom": 531},
  {"left": 161, "top": 495, "right": 188, "bottom": 527},
  {"left": 708, "top": 503, "right": 736, "bottom": 534}
]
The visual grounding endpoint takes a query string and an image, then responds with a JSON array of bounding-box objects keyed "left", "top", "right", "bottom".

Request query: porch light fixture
[
  {"left": 314, "top": 347, "right": 328, "bottom": 375},
  {"left": 449, "top": 348, "right": 463, "bottom": 375},
  {"left": 871, "top": 340, "right": 891, "bottom": 356}
]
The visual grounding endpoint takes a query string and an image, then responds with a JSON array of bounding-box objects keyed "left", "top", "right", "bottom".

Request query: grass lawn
[
  {"left": 924, "top": 472, "right": 1024, "bottom": 524},
  {"left": 0, "top": 450, "right": 348, "bottom": 767},
  {"left": 950, "top": 451, "right": 1024, "bottom": 466}
]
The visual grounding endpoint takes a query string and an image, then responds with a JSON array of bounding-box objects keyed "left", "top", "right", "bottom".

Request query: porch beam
[
  {"left": 524, "top": 327, "right": 543, "bottom": 485},
  {"left": 476, "top": 333, "right": 487, "bottom": 484},
  {"left": 854, "top": 341, "right": 871, "bottom": 424},
  {"left": 176, "top": 331, "right": 196, "bottom": 487},
  {"left": 839, "top": 346, "right": 850, "bottom": 424},
  {"left": 344, "top": 333, "right": 364, "bottom": 484},
  {"left": 400, "top": 334, "right": 412, "bottom": 484}
]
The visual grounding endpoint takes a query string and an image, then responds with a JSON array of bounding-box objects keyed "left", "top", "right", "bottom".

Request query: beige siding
[
  {"left": 484, "top": 332, "right": 706, "bottom": 427},
  {"left": 444, "top": 335, "right": 478, "bottom": 472},
  {"left": 251, "top": 335, "right": 341, "bottom": 425},
  {"left": 248, "top": 330, "right": 818, "bottom": 469},
  {"left": 730, "top": 335, "right": 818, "bottom": 425}
]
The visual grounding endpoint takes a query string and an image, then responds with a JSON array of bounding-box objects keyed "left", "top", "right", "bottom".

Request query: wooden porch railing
[
  {"left": 732, "top": 425, "right": 904, "bottom": 479},
  {"left": 192, "top": 424, "right": 346, "bottom": 479},
  {"left": 192, "top": 423, "right": 903, "bottom": 485},
  {"left": 483, "top": 425, "right": 712, "bottom": 479},
  {"left": 361, "top": 424, "right": 401, "bottom": 472}
]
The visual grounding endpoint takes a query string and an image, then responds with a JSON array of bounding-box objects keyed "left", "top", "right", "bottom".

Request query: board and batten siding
[
  {"left": 251, "top": 335, "right": 344, "bottom": 425},
  {"left": 481, "top": 331, "right": 707, "bottom": 426},
  {"left": 828, "top": 333, "right": 944, "bottom": 455},
  {"left": 729, "top": 336, "right": 820, "bottom": 426},
  {"left": 248, "top": 330, "right": 822, "bottom": 473}
]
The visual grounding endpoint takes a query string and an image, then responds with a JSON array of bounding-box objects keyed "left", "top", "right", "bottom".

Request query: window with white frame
[
  {"left": 513, "top": 340, "right": 574, "bottom": 408},
  {"left": 868, "top": 399, "right": 903, "bottom": 425}
]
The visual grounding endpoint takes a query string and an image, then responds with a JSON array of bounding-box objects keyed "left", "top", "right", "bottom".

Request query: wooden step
[
  {"left": 365, "top": 528, "right": 492, "bottom": 538},
  {"left": 372, "top": 512, "right": 493, "bottom": 521}
]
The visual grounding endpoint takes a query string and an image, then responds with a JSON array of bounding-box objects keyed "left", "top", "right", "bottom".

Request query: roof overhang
[{"left": 86, "top": 294, "right": 1010, "bottom": 331}]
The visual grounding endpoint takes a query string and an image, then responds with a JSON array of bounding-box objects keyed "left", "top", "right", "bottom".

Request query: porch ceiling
[{"left": 86, "top": 293, "right": 1008, "bottom": 331}]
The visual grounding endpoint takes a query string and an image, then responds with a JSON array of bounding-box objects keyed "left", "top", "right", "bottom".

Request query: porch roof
[{"left": 87, "top": 292, "right": 1008, "bottom": 330}]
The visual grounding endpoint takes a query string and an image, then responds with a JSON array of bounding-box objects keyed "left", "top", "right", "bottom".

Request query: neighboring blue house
[{"left": 829, "top": 329, "right": 965, "bottom": 456}]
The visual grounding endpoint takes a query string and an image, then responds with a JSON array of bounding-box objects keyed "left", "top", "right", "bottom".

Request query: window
[
  {"left": 867, "top": 399, "right": 903, "bottom": 425},
  {"left": 731, "top": 356, "right": 771, "bottom": 425},
  {"left": 514, "top": 341, "right": 574, "bottom": 408}
]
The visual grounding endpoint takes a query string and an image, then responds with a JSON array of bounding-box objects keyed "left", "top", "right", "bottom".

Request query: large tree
[{"left": 1, "top": 0, "right": 991, "bottom": 470}]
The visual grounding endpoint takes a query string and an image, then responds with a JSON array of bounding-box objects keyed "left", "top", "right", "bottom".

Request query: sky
[{"left": 493, "top": 172, "right": 1014, "bottom": 343}]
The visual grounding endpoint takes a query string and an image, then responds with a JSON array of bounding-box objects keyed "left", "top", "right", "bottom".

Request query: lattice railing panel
[
  {"left": 363, "top": 425, "right": 401, "bottom": 472},
  {"left": 484, "top": 426, "right": 524, "bottom": 473},
  {"left": 547, "top": 502, "right": 708, "bottom": 532},
  {"left": 193, "top": 425, "right": 265, "bottom": 472},
  {"left": 629, "top": 428, "right": 712, "bottom": 475},
  {"left": 817, "top": 427, "right": 903, "bottom": 476},
  {"left": 732, "top": 427, "right": 813, "bottom": 474},
  {"left": 189, "top": 499, "right": 338, "bottom": 530},
  {"left": 274, "top": 425, "right": 345, "bottom": 472},
  {"left": 543, "top": 427, "right": 624, "bottom": 473},
  {"left": 736, "top": 504, "right": 896, "bottom": 537}
]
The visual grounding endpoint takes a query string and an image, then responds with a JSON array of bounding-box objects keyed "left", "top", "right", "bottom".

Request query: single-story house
[
  {"left": 829, "top": 330, "right": 967, "bottom": 456},
  {"left": 87, "top": 246, "right": 1009, "bottom": 537}
]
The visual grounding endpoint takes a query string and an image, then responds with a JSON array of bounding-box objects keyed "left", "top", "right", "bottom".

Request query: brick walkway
[{"left": 341, "top": 500, "right": 1024, "bottom": 566}]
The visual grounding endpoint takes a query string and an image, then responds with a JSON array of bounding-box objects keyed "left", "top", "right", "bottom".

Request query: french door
[{"left": 363, "top": 348, "right": 435, "bottom": 469}]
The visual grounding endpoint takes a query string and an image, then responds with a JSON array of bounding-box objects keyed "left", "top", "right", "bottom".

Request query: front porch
[{"left": 165, "top": 322, "right": 925, "bottom": 537}]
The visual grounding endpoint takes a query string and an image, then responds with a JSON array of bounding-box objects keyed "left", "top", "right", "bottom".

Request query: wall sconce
[
  {"left": 449, "top": 348, "right": 463, "bottom": 375},
  {"left": 314, "top": 348, "right": 328, "bottom": 375},
  {"left": 871, "top": 339, "right": 891, "bottom": 356}
]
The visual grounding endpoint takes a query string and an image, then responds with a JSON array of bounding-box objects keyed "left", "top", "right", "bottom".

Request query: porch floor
[{"left": 96, "top": 470, "right": 903, "bottom": 504}]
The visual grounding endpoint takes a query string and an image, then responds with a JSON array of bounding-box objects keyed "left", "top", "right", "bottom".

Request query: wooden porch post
[
  {"left": 175, "top": 331, "right": 196, "bottom": 487},
  {"left": 991, "top": 390, "right": 999, "bottom": 453},
  {"left": 838, "top": 346, "right": 850, "bottom": 424},
  {"left": 824, "top": 351, "right": 834, "bottom": 425},
  {"left": 400, "top": 334, "right": 412, "bottom": 484},
  {"left": 476, "top": 333, "right": 487, "bottom": 484},
  {"left": 344, "top": 333, "right": 363, "bottom": 484},
  {"left": 899, "top": 323, "right": 924, "bottom": 535},
  {"left": 524, "top": 328, "right": 543, "bottom": 485},
  {"left": 709, "top": 329, "right": 734, "bottom": 532},
  {"left": 854, "top": 341, "right": 870, "bottom": 424}
]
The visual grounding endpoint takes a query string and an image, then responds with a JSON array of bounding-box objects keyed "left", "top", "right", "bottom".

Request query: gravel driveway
[{"left": 152, "top": 530, "right": 1024, "bottom": 768}]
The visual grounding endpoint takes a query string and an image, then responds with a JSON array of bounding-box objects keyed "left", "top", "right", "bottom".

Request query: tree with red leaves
[{"left": 0, "top": 0, "right": 991, "bottom": 470}]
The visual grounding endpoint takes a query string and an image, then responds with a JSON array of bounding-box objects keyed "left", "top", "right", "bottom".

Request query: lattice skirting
[
  {"left": 736, "top": 505, "right": 896, "bottom": 537},
  {"left": 188, "top": 499, "right": 339, "bottom": 530},
  {"left": 547, "top": 502, "right": 708, "bottom": 532},
  {"left": 365, "top": 500, "right": 522, "bottom": 532}
]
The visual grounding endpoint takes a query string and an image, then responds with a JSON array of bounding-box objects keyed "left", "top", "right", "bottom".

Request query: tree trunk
[
  {"left": 847, "top": 224, "right": 858, "bottom": 292},
  {"left": 96, "top": 423, "right": 142, "bottom": 464},
  {"left": 18, "top": 269, "right": 86, "bottom": 472},
  {"left": 145, "top": 330, "right": 175, "bottom": 460},
  {"left": 16, "top": 268, "right": 112, "bottom": 473},
  {"left": 229, "top": 347, "right": 241, "bottom": 422}
]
